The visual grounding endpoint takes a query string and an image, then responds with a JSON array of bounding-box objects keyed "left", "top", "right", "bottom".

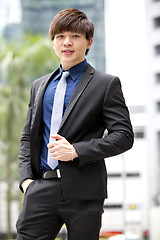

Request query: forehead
[
  {"left": 55, "top": 31, "right": 85, "bottom": 35},
  {"left": 53, "top": 22, "right": 86, "bottom": 37}
]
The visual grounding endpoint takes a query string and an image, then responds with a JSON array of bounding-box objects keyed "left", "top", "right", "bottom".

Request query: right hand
[{"left": 22, "top": 179, "right": 34, "bottom": 194}]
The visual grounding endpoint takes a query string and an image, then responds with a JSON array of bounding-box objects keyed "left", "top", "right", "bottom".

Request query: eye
[
  {"left": 72, "top": 34, "right": 80, "bottom": 38},
  {"left": 56, "top": 34, "right": 64, "bottom": 38}
]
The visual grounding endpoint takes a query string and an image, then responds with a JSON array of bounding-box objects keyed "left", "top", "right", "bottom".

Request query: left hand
[{"left": 47, "top": 134, "right": 78, "bottom": 161}]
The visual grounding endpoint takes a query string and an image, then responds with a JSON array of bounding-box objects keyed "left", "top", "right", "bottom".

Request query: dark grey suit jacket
[{"left": 19, "top": 64, "right": 134, "bottom": 200}]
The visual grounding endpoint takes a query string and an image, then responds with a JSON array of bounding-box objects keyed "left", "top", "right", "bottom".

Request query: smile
[{"left": 62, "top": 50, "right": 74, "bottom": 55}]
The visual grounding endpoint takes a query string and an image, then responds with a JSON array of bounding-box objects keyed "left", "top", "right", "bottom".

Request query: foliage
[
  {"left": 0, "top": 33, "right": 59, "bottom": 180},
  {"left": 0, "top": 33, "right": 60, "bottom": 237}
]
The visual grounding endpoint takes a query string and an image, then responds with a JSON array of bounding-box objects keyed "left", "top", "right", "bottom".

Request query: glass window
[
  {"left": 154, "top": 16, "right": 160, "bottom": 28},
  {"left": 134, "top": 131, "right": 145, "bottom": 139},
  {"left": 156, "top": 73, "right": 160, "bottom": 83},
  {"left": 157, "top": 102, "right": 160, "bottom": 112},
  {"left": 157, "top": 132, "right": 160, "bottom": 195},
  {"left": 155, "top": 44, "right": 160, "bottom": 55}
]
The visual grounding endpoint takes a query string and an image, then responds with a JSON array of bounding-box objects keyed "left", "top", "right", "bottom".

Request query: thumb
[{"left": 51, "top": 134, "right": 64, "bottom": 141}]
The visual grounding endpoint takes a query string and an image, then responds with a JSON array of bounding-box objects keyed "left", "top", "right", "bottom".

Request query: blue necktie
[{"left": 47, "top": 71, "right": 69, "bottom": 169}]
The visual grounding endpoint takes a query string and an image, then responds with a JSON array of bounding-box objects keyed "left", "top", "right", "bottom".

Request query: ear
[
  {"left": 52, "top": 40, "right": 54, "bottom": 49},
  {"left": 87, "top": 38, "right": 93, "bottom": 49}
]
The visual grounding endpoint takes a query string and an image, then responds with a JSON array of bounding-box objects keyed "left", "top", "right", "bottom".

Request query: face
[{"left": 52, "top": 32, "right": 93, "bottom": 70}]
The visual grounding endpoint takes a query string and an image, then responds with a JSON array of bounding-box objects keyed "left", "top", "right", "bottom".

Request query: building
[
  {"left": 20, "top": 0, "right": 106, "bottom": 72},
  {"left": 145, "top": 0, "right": 160, "bottom": 239},
  {"left": 101, "top": 0, "right": 149, "bottom": 238},
  {"left": 146, "top": 0, "right": 160, "bottom": 207},
  {"left": 100, "top": 105, "right": 148, "bottom": 239},
  {"left": 102, "top": 0, "right": 160, "bottom": 238},
  {"left": 0, "top": 0, "right": 21, "bottom": 40}
]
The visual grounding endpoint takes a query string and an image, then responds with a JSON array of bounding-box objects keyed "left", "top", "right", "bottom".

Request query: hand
[
  {"left": 22, "top": 179, "right": 34, "bottom": 194},
  {"left": 47, "top": 134, "right": 78, "bottom": 161}
]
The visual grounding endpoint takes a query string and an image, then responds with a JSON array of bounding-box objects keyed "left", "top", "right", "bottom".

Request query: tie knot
[{"left": 61, "top": 71, "right": 69, "bottom": 80}]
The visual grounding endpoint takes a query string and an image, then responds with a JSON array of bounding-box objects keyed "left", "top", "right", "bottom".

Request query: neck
[{"left": 61, "top": 59, "right": 85, "bottom": 71}]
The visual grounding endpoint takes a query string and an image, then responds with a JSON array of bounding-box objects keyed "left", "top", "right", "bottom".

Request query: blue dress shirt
[{"left": 40, "top": 59, "right": 88, "bottom": 170}]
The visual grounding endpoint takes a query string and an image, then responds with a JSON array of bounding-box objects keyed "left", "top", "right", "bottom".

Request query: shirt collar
[
  {"left": 54, "top": 67, "right": 63, "bottom": 81},
  {"left": 56, "top": 59, "right": 88, "bottom": 82}
]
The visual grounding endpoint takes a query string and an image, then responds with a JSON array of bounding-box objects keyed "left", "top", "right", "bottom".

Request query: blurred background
[{"left": 0, "top": 0, "right": 160, "bottom": 239}]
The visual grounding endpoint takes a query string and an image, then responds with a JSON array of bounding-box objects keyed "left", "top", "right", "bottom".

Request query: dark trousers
[{"left": 16, "top": 178, "right": 104, "bottom": 240}]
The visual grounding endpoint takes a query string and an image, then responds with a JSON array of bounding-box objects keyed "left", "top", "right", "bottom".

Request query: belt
[{"left": 42, "top": 169, "right": 61, "bottom": 179}]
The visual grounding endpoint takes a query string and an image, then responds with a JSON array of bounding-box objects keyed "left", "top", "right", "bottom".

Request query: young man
[{"left": 16, "top": 8, "right": 134, "bottom": 240}]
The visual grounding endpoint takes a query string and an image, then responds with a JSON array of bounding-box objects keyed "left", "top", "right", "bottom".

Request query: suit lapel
[
  {"left": 31, "top": 64, "right": 95, "bottom": 134},
  {"left": 59, "top": 64, "right": 95, "bottom": 131},
  {"left": 30, "top": 70, "right": 58, "bottom": 130}
]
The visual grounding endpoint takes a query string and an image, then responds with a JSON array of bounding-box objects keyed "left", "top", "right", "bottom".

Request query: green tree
[{"left": 0, "top": 34, "right": 59, "bottom": 238}]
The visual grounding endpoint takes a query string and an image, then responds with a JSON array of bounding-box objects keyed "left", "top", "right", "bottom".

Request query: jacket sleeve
[
  {"left": 18, "top": 85, "right": 35, "bottom": 192},
  {"left": 73, "top": 77, "right": 134, "bottom": 167}
]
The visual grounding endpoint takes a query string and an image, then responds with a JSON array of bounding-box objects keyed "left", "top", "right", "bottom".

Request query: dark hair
[{"left": 49, "top": 8, "right": 94, "bottom": 54}]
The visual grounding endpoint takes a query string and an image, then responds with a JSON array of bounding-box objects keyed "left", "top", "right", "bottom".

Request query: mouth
[{"left": 62, "top": 50, "right": 74, "bottom": 55}]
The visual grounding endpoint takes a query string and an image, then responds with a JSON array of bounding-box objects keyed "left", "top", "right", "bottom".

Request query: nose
[{"left": 63, "top": 36, "right": 72, "bottom": 47}]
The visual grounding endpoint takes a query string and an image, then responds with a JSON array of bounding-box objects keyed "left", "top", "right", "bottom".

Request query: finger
[
  {"left": 47, "top": 139, "right": 59, "bottom": 148},
  {"left": 50, "top": 152, "right": 58, "bottom": 158},
  {"left": 49, "top": 146, "right": 59, "bottom": 153},
  {"left": 51, "top": 134, "right": 64, "bottom": 141},
  {"left": 50, "top": 152, "right": 62, "bottom": 160},
  {"left": 47, "top": 141, "right": 55, "bottom": 148}
]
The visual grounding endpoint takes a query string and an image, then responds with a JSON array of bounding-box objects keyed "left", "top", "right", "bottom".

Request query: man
[{"left": 16, "top": 8, "right": 134, "bottom": 240}]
